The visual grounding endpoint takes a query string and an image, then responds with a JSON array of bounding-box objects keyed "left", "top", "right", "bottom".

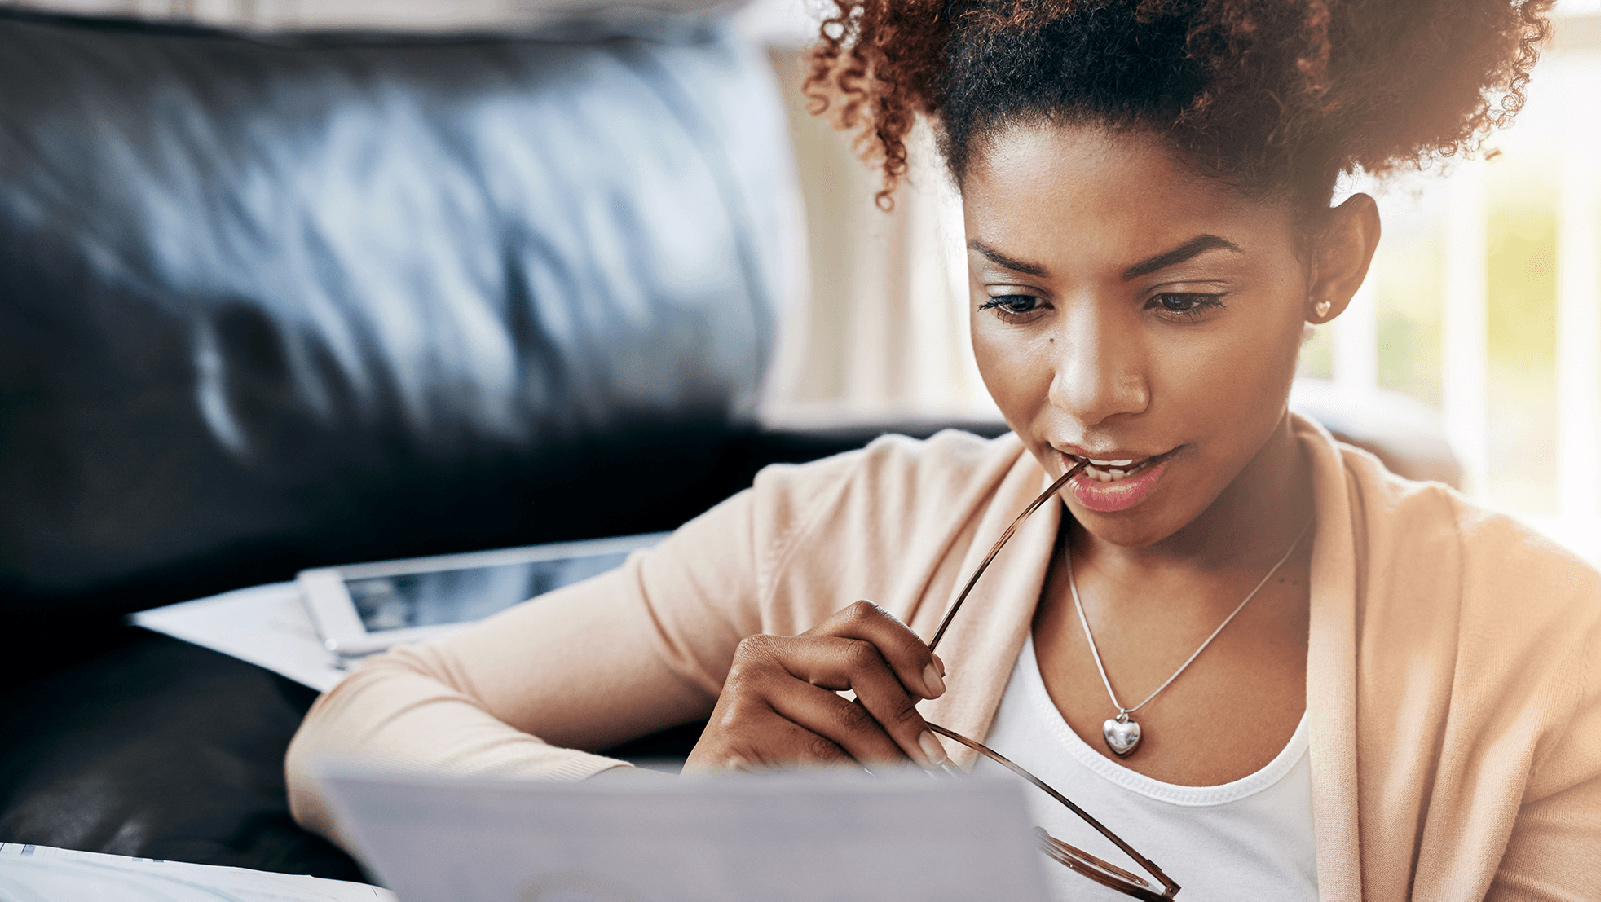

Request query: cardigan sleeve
[{"left": 284, "top": 450, "right": 860, "bottom": 849}]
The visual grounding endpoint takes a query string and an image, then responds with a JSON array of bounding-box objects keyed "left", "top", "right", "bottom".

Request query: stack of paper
[
  {"left": 0, "top": 843, "right": 393, "bottom": 901},
  {"left": 131, "top": 582, "right": 346, "bottom": 692}
]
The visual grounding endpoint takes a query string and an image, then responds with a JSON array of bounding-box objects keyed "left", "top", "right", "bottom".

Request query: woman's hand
[{"left": 683, "top": 601, "right": 948, "bottom": 773}]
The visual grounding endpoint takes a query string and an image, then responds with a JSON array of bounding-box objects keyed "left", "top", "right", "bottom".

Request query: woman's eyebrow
[
  {"left": 967, "top": 234, "right": 1241, "bottom": 280},
  {"left": 1121, "top": 234, "right": 1241, "bottom": 280},
  {"left": 967, "top": 240, "right": 1048, "bottom": 276}
]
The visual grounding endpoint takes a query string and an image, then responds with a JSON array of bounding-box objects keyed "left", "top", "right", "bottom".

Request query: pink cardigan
[{"left": 287, "top": 415, "right": 1601, "bottom": 899}]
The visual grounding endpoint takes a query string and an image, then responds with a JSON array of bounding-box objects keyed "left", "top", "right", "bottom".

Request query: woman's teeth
[{"left": 1079, "top": 458, "right": 1146, "bottom": 482}]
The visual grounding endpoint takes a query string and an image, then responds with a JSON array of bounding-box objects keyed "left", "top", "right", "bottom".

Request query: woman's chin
[{"left": 1061, "top": 495, "right": 1190, "bottom": 549}]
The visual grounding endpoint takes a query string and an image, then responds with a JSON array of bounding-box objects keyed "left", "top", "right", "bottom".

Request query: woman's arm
[{"left": 285, "top": 483, "right": 772, "bottom": 849}]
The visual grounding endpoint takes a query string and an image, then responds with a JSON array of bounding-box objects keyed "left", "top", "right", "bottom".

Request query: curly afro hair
[{"left": 805, "top": 0, "right": 1553, "bottom": 210}]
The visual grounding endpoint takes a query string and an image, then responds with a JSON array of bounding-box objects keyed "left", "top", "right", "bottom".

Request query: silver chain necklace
[{"left": 1068, "top": 519, "right": 1314, "bottom": 757}]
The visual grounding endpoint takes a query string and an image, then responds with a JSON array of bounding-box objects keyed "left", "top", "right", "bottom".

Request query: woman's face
[{"left": 963, "top": 122, "right": 1313, "bottom": 548}]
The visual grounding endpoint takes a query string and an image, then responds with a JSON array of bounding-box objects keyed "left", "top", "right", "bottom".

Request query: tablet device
[{"left": 298, "top": 532, "right": 667, "bottom": 658}]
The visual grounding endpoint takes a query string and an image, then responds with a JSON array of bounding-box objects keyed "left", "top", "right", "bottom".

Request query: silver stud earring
[{"left": 1313, "top": 298, "right": 1332, "bottom": 320}]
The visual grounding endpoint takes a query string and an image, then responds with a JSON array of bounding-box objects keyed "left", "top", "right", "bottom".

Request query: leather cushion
[
  {"left": 0, "top": 629, "right": 366, "bottom": 880},
  {"left": 0, "top": 12, "right": 794, "bottom": 616}
]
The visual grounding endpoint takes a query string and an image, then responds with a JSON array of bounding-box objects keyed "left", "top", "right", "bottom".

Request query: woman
[{"left": 287, "top": 1, "right": 1601, "bottom": 897}]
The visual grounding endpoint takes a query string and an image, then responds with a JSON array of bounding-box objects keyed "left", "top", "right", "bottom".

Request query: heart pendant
[{"left": 1103, "top": 716, "right": 1142, "bottom": 757}]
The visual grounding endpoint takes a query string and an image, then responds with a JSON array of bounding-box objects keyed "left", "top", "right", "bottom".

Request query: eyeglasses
[{"left": 922, "top": 460, "right": 1181, "bottom": 900}]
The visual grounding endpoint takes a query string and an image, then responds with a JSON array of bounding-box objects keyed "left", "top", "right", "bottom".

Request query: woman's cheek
[
  {"left": 977, "top": 333, "right": 1065, "bottom": 455},
  {"left": 971, "top": 324, "right": 1034, "bottom": 403}
]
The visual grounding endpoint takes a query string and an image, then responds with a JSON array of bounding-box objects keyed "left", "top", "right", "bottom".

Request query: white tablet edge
[{"left": 297, "top": 531, "right": 670, "bottom": 657}]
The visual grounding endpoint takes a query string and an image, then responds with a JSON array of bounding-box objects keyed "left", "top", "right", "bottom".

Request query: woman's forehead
[{"left": 961, "top": 121, "right": 1299, "bottom": 271}]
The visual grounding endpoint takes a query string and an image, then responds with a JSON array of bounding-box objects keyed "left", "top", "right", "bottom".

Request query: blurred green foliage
[
  {"left": 1372, "top": 230, "right": 1445, "bottom": 410},
  {"left": 1484, "top": 171, "right": 1559, "bottom": 514}
]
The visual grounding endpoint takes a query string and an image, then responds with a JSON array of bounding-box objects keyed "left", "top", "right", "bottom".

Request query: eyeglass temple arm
[
  {"left": 920, "top": 458, "right": 1180, "bottom": 899},
  {"left": 1040, "top": 832, "right": 1160, "bottom": 898},
  {"left": 927, "top": 460, "right": 1087, "bottom": 653},
  {"left": 928, "top": 723, "right": 1179, "bottom": 899},
  {"left": 1040, "top": 835, "right": 1176, "bottom": 902}
]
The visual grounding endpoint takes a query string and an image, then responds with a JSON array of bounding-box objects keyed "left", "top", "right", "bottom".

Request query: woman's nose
[{"left": 1045, "top": 308, "right": 1150, "bottom": 427}]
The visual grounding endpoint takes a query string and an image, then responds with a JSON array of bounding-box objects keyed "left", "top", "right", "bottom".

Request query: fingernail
[
  {"left": 933, "top": 653, "right": 946, "bottom": 678},
  {"left": 919, "top": 731, "right": 947, "bottom": 768},
  {"left": 922, "top": 662, "right": 946, "bottom": 698}
]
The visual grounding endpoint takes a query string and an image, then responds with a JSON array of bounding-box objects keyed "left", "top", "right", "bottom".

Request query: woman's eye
[
  {"left": 979, "top": 294, "right": 1045, "bottom": 319},
  {"left": 1151, "top": 293, "right": 1225, "bottom": 318}
]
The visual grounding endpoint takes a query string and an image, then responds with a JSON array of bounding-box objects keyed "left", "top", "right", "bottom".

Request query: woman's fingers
[
  {"left": 763, "top": 678, "right": 919, "bottom": 769},
  {"left": 751, "top": 715, "right": 852, "bottom": 767},
  {"left": 805, "top": 601, "right": 946, "bottom": 700},
  {"left": 684, "top": 600, "right": 950, "bottom": 773},
  {"left": 760, "top": 633, "right": 945, "bottom": 768},
  {"left": 685, "top": 700, "right": 851, "bottom": 773}
]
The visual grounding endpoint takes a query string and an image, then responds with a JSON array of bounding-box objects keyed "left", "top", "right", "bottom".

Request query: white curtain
[{"left": 759, "top": 48, "right": 998, "bottom": 425}]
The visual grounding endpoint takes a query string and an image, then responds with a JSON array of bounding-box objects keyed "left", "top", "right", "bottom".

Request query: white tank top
[{"left": 973, "top": 636, "right": 1319, "bottom": 901}]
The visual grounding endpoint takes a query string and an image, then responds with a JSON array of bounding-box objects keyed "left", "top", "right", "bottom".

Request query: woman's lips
[{"left": 1060, "top": 449, "right": 1174, "bottom": 513}]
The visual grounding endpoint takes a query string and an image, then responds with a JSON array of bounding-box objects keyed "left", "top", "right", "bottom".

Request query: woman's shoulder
[
  {"left": 1334, "top": 438, "right": 1601, "bottom": 669},
  {"left": 735, "top": 428, "right": 1033, "bottom": 623},
  {"left": 1338, "top": 441, "right": 1598, "bottom": 593},
  {"left": 1327, "top": 434, "right": 1601, "bottom": 811}
]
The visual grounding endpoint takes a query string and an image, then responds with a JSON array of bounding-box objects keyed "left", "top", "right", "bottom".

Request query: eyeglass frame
[{"left": 921, "top": 460, "right": 1181, "bottom": 901}]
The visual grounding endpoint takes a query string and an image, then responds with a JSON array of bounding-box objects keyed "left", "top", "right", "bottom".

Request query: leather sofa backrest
[{"left": 0, "top": 11, "right": 797, "bottom": 615}]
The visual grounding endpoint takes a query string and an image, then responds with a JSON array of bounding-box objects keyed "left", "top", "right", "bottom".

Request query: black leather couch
[{"left": 0, "top": 8, "right": 981, "bottom": 882}]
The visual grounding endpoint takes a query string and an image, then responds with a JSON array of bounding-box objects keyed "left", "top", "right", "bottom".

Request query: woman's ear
[{"left": 1306, "top": 193, "right": 1381, "bottom": 324}]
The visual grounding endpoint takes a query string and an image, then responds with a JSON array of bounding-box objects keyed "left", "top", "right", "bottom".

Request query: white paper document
[
  {"left": 0, "top": 843, "right": 393, "bottom": 902},
  {"left": 318, "top": 769, "right": 1052, "bottom": 901},
  {"left": 132, "top": 582, "right": 347, "bottom": 693}
]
